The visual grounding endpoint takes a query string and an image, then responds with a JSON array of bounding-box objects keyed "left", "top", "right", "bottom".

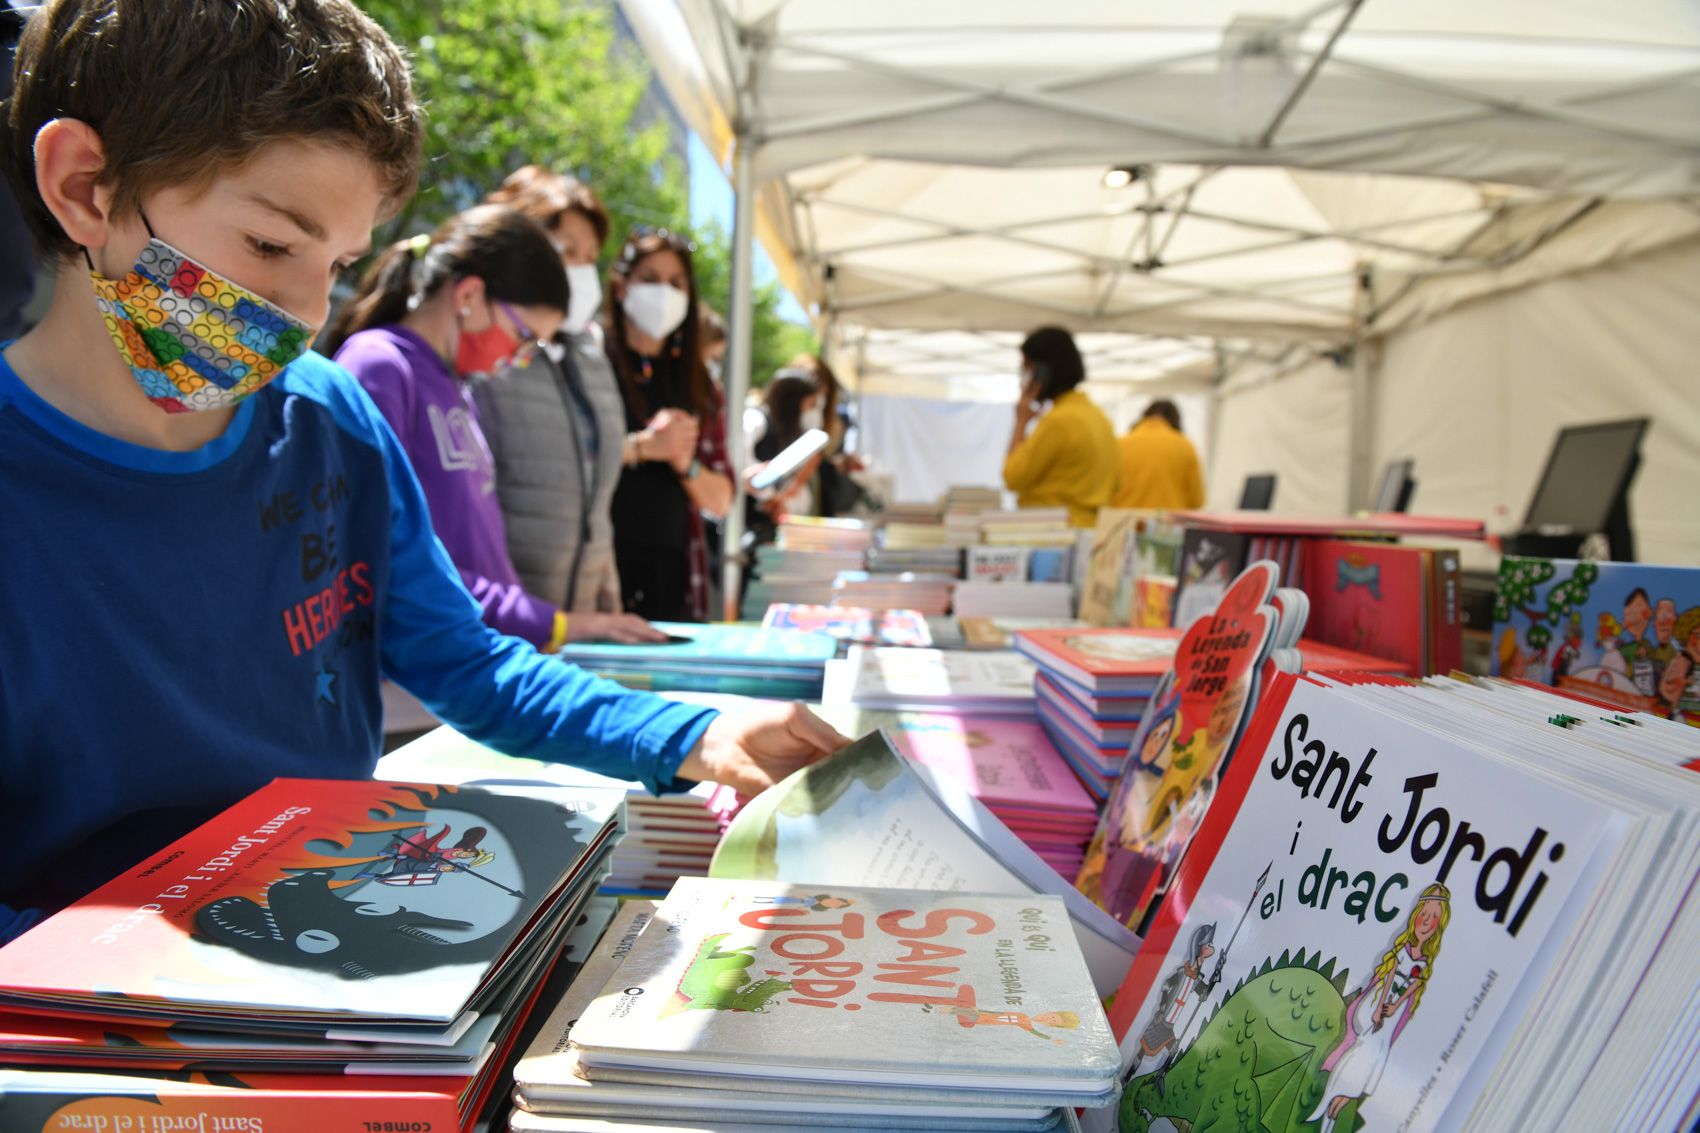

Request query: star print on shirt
[{"left": 315, "top": 663, "right": 339, "bottom": 705}]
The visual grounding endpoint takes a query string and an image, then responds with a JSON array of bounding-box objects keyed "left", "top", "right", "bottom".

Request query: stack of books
[
  {"left": 761, "top": 603, "right": 934, "bottom": 647},
  {"left": 776, "top": 515, "right": 874, "bottom": 554},
  {"left": 953, "top": 579, "right": 1075, "bottom": 619},
  {"left": 555, "top": 622, "right": 839, "bottom": 701},
  {"left": 522, "top": 878, "right": 1114, "bottom": 1131},
  {"left": 889, "top": 712, "right": 1102, "bottom": 879},
  {"left": 867, "top": 543, "right": 964, "bottom": 575},
  {"left": 812, "top": 705, "right": 1102, "bottom": 880},
  {"left": 745, "top": 518, "right": 874, "bottom": 612},
  {"left": 943, "top": 484, "right": 1004, "bottom": 512},
  {"left": 0, "top": 778, "right": 624, "bottom": 1130},
  {"left": 979, "top": 507, "right": 1075, "bottom": 547},
  {"left": 831, "top": 569, "right": 956, "bottom": 615},
  {"left": 880, "top": 520, "right": 957, "bottom": 551},
  {"left": 375, "top": 726, "right": 726, "bottom": 896},
  {"left": 1014, "top": 627, "right": 1182, "bottom": 799},
  {"left": 880, "top": 499, "right": 947, "bottom": 525},
  {"left": 826, "top": 645, "right": 1038, "bottom": 715},
  {"left": 1101, "top": 671, "right": 1700, "bottom": 1133}
]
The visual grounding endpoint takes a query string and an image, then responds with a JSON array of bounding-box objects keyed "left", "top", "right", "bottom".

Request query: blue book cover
[
  {"left": 556, "top": 622, "right": 840, "bottom": 668},
  {"left": 1491, "top": 556, "right": 1700, "bottom": 723}
]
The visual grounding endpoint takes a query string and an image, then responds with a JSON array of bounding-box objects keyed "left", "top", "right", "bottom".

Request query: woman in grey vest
[{"left": 474, "top": 166, "right": 664, "bottom": 643}]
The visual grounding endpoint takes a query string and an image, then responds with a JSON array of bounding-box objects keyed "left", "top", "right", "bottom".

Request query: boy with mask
[{"left": 0, "top": 0, "right": 846, "bottom": 941}]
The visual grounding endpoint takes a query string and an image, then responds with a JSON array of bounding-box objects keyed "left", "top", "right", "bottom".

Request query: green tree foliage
[
  {"left": 690, "top": 220, "right": 818, "bottom": 391},
  {"left": 359, "top": 0, "right": 684, "bottom": 241},
  {"left": 1494, "top": 558, "right": 1598, "bottom": 652},
  {"left": 357, "top": 1, "right": 816, "bottom": 389}
]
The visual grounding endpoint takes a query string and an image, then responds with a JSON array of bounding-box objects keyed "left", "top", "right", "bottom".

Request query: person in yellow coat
[
  {"left": 1002, "top": 327, "right": 1119, "bottom": 527},
  {"left": 1112, "top": 399, "right": 1205, "bottom": 510}
]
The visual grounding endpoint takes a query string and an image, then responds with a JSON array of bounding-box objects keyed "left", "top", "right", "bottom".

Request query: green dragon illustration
[{"left": 672, "top": 933, "right": 793, "bottom": 1013}]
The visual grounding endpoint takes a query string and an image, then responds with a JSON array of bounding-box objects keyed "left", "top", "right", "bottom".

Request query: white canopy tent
[{"left": 618, "top": 1, "right": 1700, "bottom": 599}]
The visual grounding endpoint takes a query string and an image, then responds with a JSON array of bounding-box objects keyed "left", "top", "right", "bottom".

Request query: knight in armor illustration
[{"left": 1128, "top": 922, "right": 1217, "bottom": 1077}]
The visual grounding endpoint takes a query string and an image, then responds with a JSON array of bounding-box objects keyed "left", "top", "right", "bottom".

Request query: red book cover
[
  {"left": 1303, "top": 540, "right": 1432, "bottom": 676},
  {"left": 1013, "top": 627, "right": 1184, "bottom": 693},
  {"left": 1075, "top": 563, "right": 1281, "bottom": 932},
  {"left": 1172, "top": 510, "right": 1486, "bottom": 540},
  {"left": 0, "top": 779, "right": 619, "bottom": 1028},
  {"left": 1296, "top": 637, "right": 1412, "bottom": 676},
  {"left": 1429, "top": 547, "right": 1464, "bottom": 674}
]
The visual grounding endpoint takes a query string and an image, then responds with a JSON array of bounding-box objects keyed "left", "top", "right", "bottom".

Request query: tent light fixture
[{"left": 1102, "top": 164, "right": 1151, "bottom": 189}]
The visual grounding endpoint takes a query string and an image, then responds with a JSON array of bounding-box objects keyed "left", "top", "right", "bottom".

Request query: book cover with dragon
[
  {"left": 1095, "top": 673, "right": 1618, "bottom": 1133},
  {"left": 568, "top": 877, "right": 1119, "bottom": 1095},
  {"left": 0, "top": 779, "right": 620, "bottom": 1026}
]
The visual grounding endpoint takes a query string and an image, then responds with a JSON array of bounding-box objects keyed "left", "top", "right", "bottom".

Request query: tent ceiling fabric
[{"left": 623, "top": 0, "right": 1700, "bottom": 390}]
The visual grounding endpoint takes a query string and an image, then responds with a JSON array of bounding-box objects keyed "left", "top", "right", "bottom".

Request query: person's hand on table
[
  {"left": 678, "top": 701, "right": 852, "bottom": 795},
  {"left": 566, "top": 612, "right": 669, "bottom": 644}
]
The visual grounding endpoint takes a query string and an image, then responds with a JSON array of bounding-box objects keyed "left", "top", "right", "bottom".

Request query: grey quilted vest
[{"left": 472, "top": 325, "right": 626, "bottom": 612}]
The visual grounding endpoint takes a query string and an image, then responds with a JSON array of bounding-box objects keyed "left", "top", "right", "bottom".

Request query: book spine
[
  {"left": 1431, "top": 549, "right": 1463, "bottom": 675},
  {"left": 2, "top": 1084, "right": 458, "bottom": 1133}
]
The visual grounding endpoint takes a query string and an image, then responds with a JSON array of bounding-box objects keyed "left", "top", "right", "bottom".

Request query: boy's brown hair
[{"left": 2, "top": 0, "right": 424, "bottom": 261}]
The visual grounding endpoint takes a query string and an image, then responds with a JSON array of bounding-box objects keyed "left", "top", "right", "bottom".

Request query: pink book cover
[
  {"left": 887, "top": 713, "right": 1097, "bottom": 816},
  {"left": 1302, "top": 540, "right": 1431, "bottom": 674}
]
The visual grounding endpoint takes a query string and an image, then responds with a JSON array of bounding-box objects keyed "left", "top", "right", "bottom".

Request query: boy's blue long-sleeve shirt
[{"left": 0, "top": 349, "right": 716, "bottom": 927}]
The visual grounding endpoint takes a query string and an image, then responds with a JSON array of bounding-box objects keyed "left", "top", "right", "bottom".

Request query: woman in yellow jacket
[{"left": 1002, "top": 327, "right": 1119, "bottom": 527}]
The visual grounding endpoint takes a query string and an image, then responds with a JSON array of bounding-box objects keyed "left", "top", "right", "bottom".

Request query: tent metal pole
[
  {"left": 722, "top": 131, "right": 757, "bottom": 622},
  {"left": 1347, "top": 268, "right": 1376, "bottom": 512}
]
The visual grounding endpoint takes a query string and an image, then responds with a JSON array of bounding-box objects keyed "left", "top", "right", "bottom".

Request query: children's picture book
[
  {"left": 1075, "top": 562, "right": 1282, "bottom": 932},
  {"left": 708, "top": 732, "right": 1141, "bottom": 997},
  {"left": 568, "top": 877, "right": 1120, "bottom": 1100},
  {"left": 1131, "top": 575, "right": 1176, "bottom": 630},
  {"left": 958, "top": 616, "right": 1083, "bottom": 650},
  {"left": 1096, "top": 673, "right": 1626, "bottom": 1133},
  {"left": 1013, "top": 627, "right": 1182, "bottom": 694},
  {"left": 1170, "top": 529, "right": 1250, "bottom": 629},
  {"left": 762, "top": 603, "right": 933, "bottom": 648},
  {"left": 1303, "top": 540, "right": 1434, "bottom": 675},
  {"left": 1492, "top": 556, "right": 1700, "bottom": 724},
  {"left": 833, "top": 646, "right": 1038, "bottom": 714},
  {"left": 0, "top": 779, "right": 620, "bottom": 1027}
]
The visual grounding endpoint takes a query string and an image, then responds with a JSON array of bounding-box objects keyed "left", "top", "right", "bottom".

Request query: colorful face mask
[{"left": 88, "top": 231, "right": 314, "bottom": 414}]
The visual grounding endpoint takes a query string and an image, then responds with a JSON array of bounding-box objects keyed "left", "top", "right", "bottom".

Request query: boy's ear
[{"left": 33, "top": 119, "right": 118, "bottom": 252}]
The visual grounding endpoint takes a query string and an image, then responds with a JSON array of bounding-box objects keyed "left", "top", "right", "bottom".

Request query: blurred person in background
[
  {"left": 604, "top": 228, "right": 733, "bottom": 622},
  {"left": 1002, "top": 326, "right": 1118, "bottom": 527},
  {"left": 474, "top": 165, "right": 662, "bottom": 643},
  {"left": 1111, "top": 398, "right": 1205, "bottom": 510}
]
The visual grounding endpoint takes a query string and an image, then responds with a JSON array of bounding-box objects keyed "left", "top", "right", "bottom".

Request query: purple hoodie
[{"left": 335, "top": 326, "right": 556, "bottom": 645}]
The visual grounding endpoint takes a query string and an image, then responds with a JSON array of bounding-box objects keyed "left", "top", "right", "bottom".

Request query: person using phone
[{"left": 1002, "top": 326, "right": 1119, "bottom": 526}]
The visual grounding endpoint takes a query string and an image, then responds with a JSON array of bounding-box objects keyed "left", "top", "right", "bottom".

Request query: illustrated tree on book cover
[
  {"left": 1492, "top": 558, "right": 1597, "bottom": 681},
  {"left": 1076, "top": 563, "right": 1279, "bottom": 932}
]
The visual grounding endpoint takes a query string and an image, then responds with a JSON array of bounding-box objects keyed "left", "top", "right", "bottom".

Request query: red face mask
[{"left": 454, "top": 301, "right": 537, "bottom": 377}]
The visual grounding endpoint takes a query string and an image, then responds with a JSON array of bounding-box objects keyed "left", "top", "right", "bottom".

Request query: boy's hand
[{"left": 679, "top": 702, "right": 851, "bottom": 795}]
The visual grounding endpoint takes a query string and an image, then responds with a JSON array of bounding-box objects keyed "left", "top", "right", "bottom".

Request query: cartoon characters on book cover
[
  {"left": 1493, "top": 557, "right": 1700, "bottom": 725},
  {"left": 1098, "top": 678, "right": 1614, "bottom": 1133},
  {"left": 1075, "top": 563, "right": 1279, "bottom": 932}
]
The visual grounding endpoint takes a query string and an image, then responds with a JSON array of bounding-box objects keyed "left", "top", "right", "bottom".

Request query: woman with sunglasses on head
[
  {"left": 324, "top": 204, "right": 582, "bottom": 651},
  {"left": 604, "top": 228, "right": 735, "bottom": 623},
  {"left": 473, "top": 167, "right": 665, "bottom": 645}
]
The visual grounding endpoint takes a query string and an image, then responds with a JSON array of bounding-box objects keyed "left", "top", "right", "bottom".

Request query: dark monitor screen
[
  {"left": 1522, "top": 418, "right": 1648, "bottom": 534},
  {"left": 1239, "top": 473, "right": 1276, "bottom": 510},
  {"left": 1373, "top": 459, "right": 1415, "bottom": 513}
]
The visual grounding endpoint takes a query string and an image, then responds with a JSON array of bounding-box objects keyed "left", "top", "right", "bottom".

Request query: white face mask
[
  {"left": 622, "top": 282, "right": 690, "bottom": 341},
  {"left": 799, "top": 406, "right": 825, "bottom": 432},
  {"left": 563, "top": 263, "right": 603, "bottom": 336}
]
